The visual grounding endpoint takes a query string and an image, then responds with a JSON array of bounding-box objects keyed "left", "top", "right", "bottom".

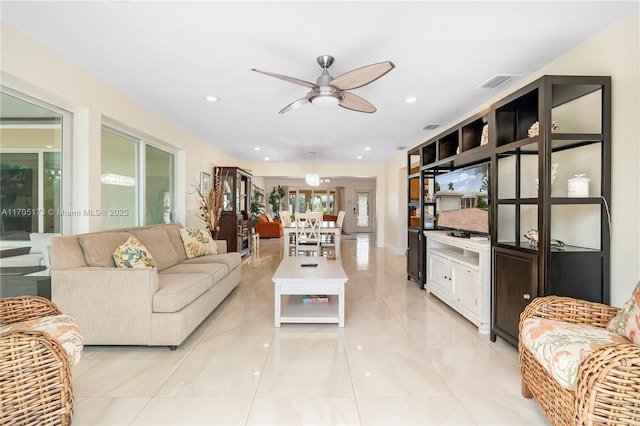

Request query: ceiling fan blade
[
  {"left": 339, "top": 92, "right": 376, "bottom": 113},
  {"left": 252, "top": 69, "right": 317, "bottom": 89},
  {"left": 279, "top": 97, "right": 310, "bottom": 114},
  {"left": 330, "top": 61, "right": 395, "bottom": 90}
]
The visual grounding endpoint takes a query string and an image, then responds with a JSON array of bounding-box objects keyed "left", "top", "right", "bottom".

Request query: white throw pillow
[{"left": 29, "top": 233, "right": 60, "bottom": 254}]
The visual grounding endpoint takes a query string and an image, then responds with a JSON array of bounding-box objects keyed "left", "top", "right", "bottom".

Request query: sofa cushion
[
  {"left": 179, "top": 227, "right": 218, "bottom": 258},
  {"left": 521, "top": 317, "right": 630, "bottom": 391},
  {"left": 257, "top": 214, "right": 270, "bottom": 224},
  {"left": 154, "top": 273, "right": 212, "bottom": 313},
  {"left": 113, "top": 236, "right": 157, "bottom": 269},
  {"left": 0, "top": 314, "right": 83, "bottom": 366},
  {"left": 162, "top": 262, "right": 228, "bottom": 286},
  {"left": 162, "top": 223, "right": 188, "bottom": 262},
  {"left": 0, "top": 253, "right": 45, "bottom": 267},
  {"left": 607, "top": 281, "right": 640, "bottom": 343},
  {"left": 181, "top": 252, "right": 241, "bottom": 274},
  {"left": 129, "top": 227, "right": 180, "bottom": 271},
  {"left": 29, "top": 232, "right": 60, "bottom": 254},
  {"left": 79, "top": 232, "right": 131, "bottom": 267}
]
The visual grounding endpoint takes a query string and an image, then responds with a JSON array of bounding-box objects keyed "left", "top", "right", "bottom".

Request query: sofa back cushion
[
  {"left": 129, "top": 227, "right": 179, "bottom": 271},
  {"left": 50, "top": 235, "right": 87, "bottom": 269},
  {"left": 79, "top": 232, "right": 132, "bottom": 267},
  {"left": 257, "top": 214, "right": 270, "bottom": 224},
  {"left": 161, "top": 223, "right": 188, "bottom": 263}
]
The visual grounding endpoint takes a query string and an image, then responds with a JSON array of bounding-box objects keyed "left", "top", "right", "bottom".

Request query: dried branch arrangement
[{"left": 193, "top": 167, "right": 224, "bottom": 238}]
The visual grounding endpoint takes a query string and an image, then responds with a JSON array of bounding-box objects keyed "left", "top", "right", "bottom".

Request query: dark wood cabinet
[
  {"left": 407, "top": 75, "right": 611, "bottom": 346},
  {"left": 490, "top": 75, "right": 611, "bottom": 344},
  {"left": 491, "top": 248, "right": 538, "bottom": 345},
  {"left": 216, "top": 167, "right": 252, "bottom": 256},
  {"left": 407, "top": 228, "right": 421, "bottom": 283}
]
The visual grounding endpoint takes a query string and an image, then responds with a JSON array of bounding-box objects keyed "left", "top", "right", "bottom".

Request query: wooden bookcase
[
  {"left": 407, "top": 75, "right": 611, "bottom": 346},
  {"left": 217, "top": 166, "right": 252, "bottom": 256}
]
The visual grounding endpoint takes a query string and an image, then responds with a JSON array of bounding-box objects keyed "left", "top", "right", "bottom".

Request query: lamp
[
  {"left": 305, "top": 173, "right": 320, "bottom": 187},
  {"left": 308, "top": 86, "right": 341, "bottom": 108}
]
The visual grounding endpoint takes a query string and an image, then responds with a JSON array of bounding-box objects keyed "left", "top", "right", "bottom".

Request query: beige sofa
[{"left": 50, "top": 223, "right": 241, "bottom": 349}]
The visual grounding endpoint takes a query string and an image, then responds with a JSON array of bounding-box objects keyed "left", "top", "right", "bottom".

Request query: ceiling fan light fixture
[
  {"left": 309, "top": 86, "right": 342, "bottom": 108},
  {"left": 311, "top": 95, "right": 340, "bottom": 108}
]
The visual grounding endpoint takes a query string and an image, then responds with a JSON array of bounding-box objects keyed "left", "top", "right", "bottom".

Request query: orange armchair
[{"left": 255, "top": 214, "right": 283, "bottom": 238}]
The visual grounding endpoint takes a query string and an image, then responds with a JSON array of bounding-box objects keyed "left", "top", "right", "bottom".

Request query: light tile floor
[{"left": 71, "top": 234, "right": 551, "bottom": 425}]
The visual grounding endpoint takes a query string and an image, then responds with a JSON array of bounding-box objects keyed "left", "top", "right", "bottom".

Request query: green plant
[
  {"left": 250, "top": 184, "right": 265, "bottom": 227},
  {"left": 269, "top": 185, "right": 285, "bottom": 219}
]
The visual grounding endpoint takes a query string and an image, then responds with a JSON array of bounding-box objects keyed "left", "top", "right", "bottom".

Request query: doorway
[{"left": 353, "top": 190, "right": 373, "bottom": 233}]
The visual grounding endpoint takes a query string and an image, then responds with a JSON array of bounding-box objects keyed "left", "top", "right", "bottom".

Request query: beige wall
[{"left": 393, "top": 13, "right": 639, "bottom": 306}]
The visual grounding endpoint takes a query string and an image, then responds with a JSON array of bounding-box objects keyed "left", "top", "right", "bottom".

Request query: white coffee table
[{"left": 272, "top": 256, "right": 348, "bottom": 327}]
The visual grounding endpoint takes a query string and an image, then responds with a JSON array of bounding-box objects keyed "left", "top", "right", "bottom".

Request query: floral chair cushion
[
  {"left": 607, "top": 281, "right": 640, "bottom": 343},
  {"left": 521, "top": 317, "right": 630, "bottom": 391},
  {"left": 0, "top": 314, "right": 83, "bottom": 366},
  {"left": 179, "top": 227, "right": 218, "bottom": 258},
  {"left": 113, "top": 236, "right": 157, "bottom": 269}
]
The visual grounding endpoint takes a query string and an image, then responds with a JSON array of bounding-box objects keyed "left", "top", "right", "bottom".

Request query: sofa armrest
[
  {"left": 0, "top": 329, "right": 74, "bottom": 425},
  {"left": 520, "top": 296, "right": 619, "bottom": 336},
  {"left": 51, "top": 267, "right": 159, "bottom": 345},
  {"left": 575, "top": 343, "right": 640, "bottom": 424},
  {"left": 0, "top": 295, "right": 61, "bottom": 326}
]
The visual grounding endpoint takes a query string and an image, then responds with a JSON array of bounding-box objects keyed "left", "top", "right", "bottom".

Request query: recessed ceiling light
[
  {"left": 405, "top": 97, "right": 417, "bottom": 104},
  {"left": 364, "top": 146, "right": 372, "bottom": 151},
  {"left": 254, "top": 147, "right": 261, "bottom": 151},
  {"left": 357, "top": 155, "right": 363, "bottom": 160},
  {"left": 264, "top": 157, "right": 270, "bottom": 161},
  {"left": 204, "top": 95, "right": 221, "bottom": 102}
]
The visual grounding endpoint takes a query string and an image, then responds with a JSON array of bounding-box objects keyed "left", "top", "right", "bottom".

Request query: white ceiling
[{"left": 1, "top": 1, "right": 637, "bottom": 164}]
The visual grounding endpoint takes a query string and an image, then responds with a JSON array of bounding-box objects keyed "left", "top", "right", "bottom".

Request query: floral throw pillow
[
  {"left": 113, "top": 236, "right": 157, "bottom": 269},
  {"left": 179, "top": 227, "right": 218, "bottom": 258},
  {"left": 607, "top": 281, "right": 640, "bottom": 343}
]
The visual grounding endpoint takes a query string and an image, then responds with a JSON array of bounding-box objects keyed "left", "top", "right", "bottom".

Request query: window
[
  {"left": 287, "top": 188, "right": 335, "bottom": 214},
  {"left": 0, "top": 90, "right": 69, "bottom": 242},
  {"left": 101, "top": 126, "right": 175, "bottom": 230}
]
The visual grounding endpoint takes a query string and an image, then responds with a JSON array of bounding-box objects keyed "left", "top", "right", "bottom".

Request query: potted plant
[
  {"left": 269, "top": 185, "right": 285, "bottom": 219},
  {"left": 249, "top": 184, "right": 265, "bottom": 228}
]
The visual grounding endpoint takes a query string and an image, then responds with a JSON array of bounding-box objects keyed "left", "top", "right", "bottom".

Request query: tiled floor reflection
[{"left": 72, "top": 234, "right": 551, "bottom": 425}]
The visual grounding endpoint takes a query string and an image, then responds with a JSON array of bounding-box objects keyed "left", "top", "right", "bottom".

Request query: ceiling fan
[{"left": 252, "top": 55, "right": 395, "bottom": 114}]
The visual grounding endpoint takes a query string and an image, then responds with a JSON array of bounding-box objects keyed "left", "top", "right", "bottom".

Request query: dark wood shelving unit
[
  {"left": 407, "top": 75, "right": 611, "bottom": 346},
  {"left": 217, "top": 166, "right": 252, "bottom": 256}
]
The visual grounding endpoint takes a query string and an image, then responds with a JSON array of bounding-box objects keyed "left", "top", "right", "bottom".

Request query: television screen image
[{"left": 435, "top": 163, "right": 489, "bottom": 235}]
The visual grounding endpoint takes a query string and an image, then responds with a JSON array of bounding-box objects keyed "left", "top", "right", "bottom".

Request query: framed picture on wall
[{"left": 201, "top": 171, "right": 211, "bottom": 193}]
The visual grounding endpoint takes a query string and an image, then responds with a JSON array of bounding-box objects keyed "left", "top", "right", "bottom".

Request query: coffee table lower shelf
[{"left": 280, "top": 295, "right": 339, "bottom": 325}]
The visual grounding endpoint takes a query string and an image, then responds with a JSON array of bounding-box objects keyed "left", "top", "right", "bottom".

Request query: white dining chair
[{"left": 294, "top": 211, "right": 322, "bottom": 256}]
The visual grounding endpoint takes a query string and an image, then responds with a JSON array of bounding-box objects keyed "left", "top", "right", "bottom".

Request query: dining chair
[
  {"left": 336, "top": 210, "right": 346, "bottom": 230},
  {"left": 279, "top": 211, "right": 292, "bottom": 227},
  {"left": 294, "top": 211, "right": 322, "bottom": 256}
]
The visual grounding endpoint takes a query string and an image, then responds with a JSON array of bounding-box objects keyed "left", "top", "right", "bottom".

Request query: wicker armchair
[
  {"left": 519, "top": 296, "right": 640, "bottom": 426},
  {"left": 0, "top": 296, "right": 75, "bottom": 426}
]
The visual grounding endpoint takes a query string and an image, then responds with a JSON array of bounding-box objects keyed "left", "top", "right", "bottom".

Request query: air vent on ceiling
[
  {"left": 477, "top": 74, "right": 521, "bottom": 89},
  {"left": 395, "top": 145, "right": 406, "bottom": 151},
  {"left": 422, "top": 124, "right": 440, "bottom": 130}
]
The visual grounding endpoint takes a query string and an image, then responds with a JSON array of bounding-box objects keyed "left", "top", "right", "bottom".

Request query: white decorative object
[
  {"left": 535, "top": 162, "right": 559, "bottom": 189},
  {"left": 524, "top": 229, "right": 539, "bottom": 247},
  {"left": 527, "top": 121, "right": 559, "bottom": 137},
  {"left": 567, "top": 174, "right": 590, "bottom": 197},
  {"left": 480, "top": 124, "right": 489, "bottom": 146}
]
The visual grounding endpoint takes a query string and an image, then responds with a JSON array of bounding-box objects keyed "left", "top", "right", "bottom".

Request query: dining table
[{"left": 283, "top": 220, "right": 341, "bottom": 259}]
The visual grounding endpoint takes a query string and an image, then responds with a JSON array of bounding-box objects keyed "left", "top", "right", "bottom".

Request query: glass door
[
  {"left": 0, "top": 90, "right": 67, "bottom": 242},
  {"left": 354, "top": 190, "right": 373, "bottom": 233}
]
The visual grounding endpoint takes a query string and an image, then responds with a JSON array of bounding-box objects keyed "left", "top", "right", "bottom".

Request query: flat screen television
[{"left": 434, "top": 163, "right": 490, "bottom": 235}]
